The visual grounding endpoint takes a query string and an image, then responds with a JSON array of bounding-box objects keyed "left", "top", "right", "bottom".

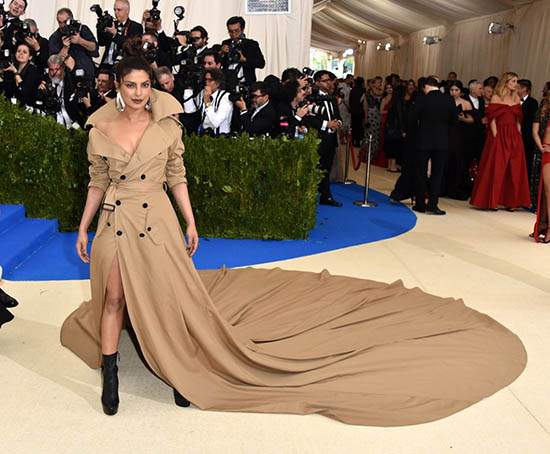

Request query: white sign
[{"left": 246, "top": 0, "right": 292, "bottom": 15}]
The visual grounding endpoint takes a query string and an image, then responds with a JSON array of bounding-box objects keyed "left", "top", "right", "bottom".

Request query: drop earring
[
  {"left": 145, "top": 96, "right": 152, "bottom": 111},
  {"left": 116, "top": 92, "right": 126, "bottom": 112}
]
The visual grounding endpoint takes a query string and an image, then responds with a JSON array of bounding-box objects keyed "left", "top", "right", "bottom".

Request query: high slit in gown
[{"left": 60, "top": 90, "right": 527, "bottom": 427}]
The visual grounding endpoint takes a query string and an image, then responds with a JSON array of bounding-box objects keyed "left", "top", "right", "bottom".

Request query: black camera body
[
  {"left": 90, "top": 4, "right": 114, "bottom": 31},
  {"left": 227, "top": 38, "right": 244, "bottom": 65},
  {"left": 73, "top": 69, "right": 94, "bottom": 102},
  {"left": 60, "top": 19, "right": 82, "bottom": 37},
  {"left": 36, "top": 79, "right": 62, "bottom": 117},
  {"left": 229, "top": 84, "right": 250, "bottom": 104},
  {"left": 142, "top": 41, "right": 158, "bottom": 64},
  {"left": 302, "top": 67, "right": 315, "bottom": 78},
  {"left": 0, "top": 48, "right": 13, "bottom": 69},
  {"left": 13, "top": 22, "right": 36, "bottom": 42},
  {"left": 147, "top": 0, "right": 161, "bottom": 22}
]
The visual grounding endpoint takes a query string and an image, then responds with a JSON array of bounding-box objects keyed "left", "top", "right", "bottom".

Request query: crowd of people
[
  {"left": 0, "top": 0, "right": 352, "bottom": 205},
  {"left": 347, "top": 71, "right": 549, "bottom": 241},
  {"left": 0, "top": 1, "right": 548, "bottom": 234}
]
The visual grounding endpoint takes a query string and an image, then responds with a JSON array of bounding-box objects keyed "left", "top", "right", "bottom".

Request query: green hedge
[
  {"left": 0, "top": 97, "right": 90, "bottom": 231},
  {"left": 0, "top": 97, "right": 322, "bottom": 239}
]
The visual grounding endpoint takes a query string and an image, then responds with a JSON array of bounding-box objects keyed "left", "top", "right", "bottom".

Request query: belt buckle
[{"left": 101, "top": 202, "right": 115, "bottom": 212}]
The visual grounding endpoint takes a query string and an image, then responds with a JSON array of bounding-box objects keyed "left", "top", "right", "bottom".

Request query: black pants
[
  {"left": 414, "top": 148, "right": 449, "bottom": 209},
  {"left": 318, "top": 137, "right": 337, "bottom": 201}
]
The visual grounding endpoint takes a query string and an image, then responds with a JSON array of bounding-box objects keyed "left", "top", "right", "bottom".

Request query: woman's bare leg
[{"left": 101, "top": 253, "right": 126, "bottom": 355}]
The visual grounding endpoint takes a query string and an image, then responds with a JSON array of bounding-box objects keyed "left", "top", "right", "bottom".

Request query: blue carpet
[{"left": 1, "top": 184, "right": 416, "bottom": 281}]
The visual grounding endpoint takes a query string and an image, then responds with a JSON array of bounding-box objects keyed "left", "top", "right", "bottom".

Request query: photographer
[
  {"left": 37, "top": 54, "right": 80, "bottom": 128},
  {"left": 221, "top": 16, "right": 265, "bottom": 88},
  {"left": 0, "top": 0, "right": 26, "bottom": 52},
  {"left": 48, "top": 8, "right": 99, "bottom": 81},
  {"left": 19, "top": 19, "right": 49, "bottom": 72},
  {"left": 308, "top": 70, "right": 343, "bottom": 206},
  {"left": 235, "top": 81, "right": 277, "bottom": 136},
  {"left": 81, "top": 67, "right": 116, "bottom": 117},
  {"left": 155, "top": 65, "right": 184, "bottom": 103},
  {"left": 183, "top": 68, "right": 233, "bottom": 136},
  {"left": 202, "top": 50, "right": 221, "bottom": 70},
  {"left": 141, "top": 32, "right": 171, "bottom": 68},
  {"left": 96, "top": 0, "right": 143, "bottom": 66},
  {"left": 277, "top": 79, "right": 309, "bottom": 138},
  {"left": 1, "top": 41, "right": 40, "bottom": 106}
]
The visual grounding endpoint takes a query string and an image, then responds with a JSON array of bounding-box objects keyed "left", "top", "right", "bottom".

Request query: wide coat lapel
[{"left": 85, "top": 89, "right": 184, "bottom": 172}]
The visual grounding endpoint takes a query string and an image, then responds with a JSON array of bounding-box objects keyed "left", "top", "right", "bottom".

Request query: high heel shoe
[
  {"left": 101, "top": 352, "right": 120, "bottom": 415},
  {"left": 173, "top": 388, "right": 191, "bottom": 407},
  {"left": 543, "top": 229, "right": 550, "bottom": 244}
]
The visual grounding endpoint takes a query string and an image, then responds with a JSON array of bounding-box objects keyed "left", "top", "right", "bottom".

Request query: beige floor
[{"left": 1, "top": 166, "right": 549, "bottom": 454}]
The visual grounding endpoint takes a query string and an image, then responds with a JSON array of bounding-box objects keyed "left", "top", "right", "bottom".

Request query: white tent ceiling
[{"left": 311, "top": 0, "right": 535, "bottom": 53}]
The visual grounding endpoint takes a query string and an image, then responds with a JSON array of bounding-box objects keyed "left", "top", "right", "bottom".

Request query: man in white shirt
[{"left": 183, "top": 68, "right": 233, "bottom": 136}]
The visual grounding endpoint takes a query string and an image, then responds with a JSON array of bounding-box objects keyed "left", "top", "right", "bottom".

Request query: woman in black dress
[
  {"left": 349, "top": 77, "right": 365, "bottom": 146},
  {"left": 383, "top": 85, "right": 406, "bottom": 172},
  {"left": 443, "top": 81, "right": 475, "bottom": 200}
]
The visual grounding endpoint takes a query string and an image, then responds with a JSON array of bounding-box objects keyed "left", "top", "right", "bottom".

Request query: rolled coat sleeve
[
  {"left": 88, "top": 148, "right": 110, "bottom": 192},
  {"left": 166, "top": 136, "right": 187, "bottom": 188}
]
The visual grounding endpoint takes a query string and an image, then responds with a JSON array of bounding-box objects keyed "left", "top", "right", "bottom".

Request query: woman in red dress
[
  {"left": 532, "top": 100, "right": 550, "bottom": 242},
  {"left": 470, "top": 72, "right": 531, "bottom": 210}
]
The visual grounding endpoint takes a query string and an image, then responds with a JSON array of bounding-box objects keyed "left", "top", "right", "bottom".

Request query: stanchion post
[{"left": 354, "top": 134, "right": 378, "bottom": 208}]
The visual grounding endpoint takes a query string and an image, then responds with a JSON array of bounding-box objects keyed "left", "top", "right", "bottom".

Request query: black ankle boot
[
  {"left": 173, "top": 388, "right": 190, "bottom": 407},
  {"left": 101, "top": 353, "right": 119, "bottom": 415}
]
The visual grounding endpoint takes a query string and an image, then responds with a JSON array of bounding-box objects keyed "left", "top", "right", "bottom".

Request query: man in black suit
[
  {"left": 235, "top": 82, "right": 277, "bottom": 136},
  {"left": 221, "top": 16, "right": 265, "bottom": 89},
  {"left": 464, "top": 80, "right": 486, "bottom": 162},
  {"left": 411, "top": 77, "right": 457, "bottom": 215},
  {"left": 518, "top": 79, "right": 539, "bottom": 177},
  {"left": 308, "top": 70, "right": 343, "bottom": 206},
  {"left": 0, "top": 0, "right": 26, "bottom": 52},
  {"left": 97, "top": 0, "right": 143, "bottom": 67}
]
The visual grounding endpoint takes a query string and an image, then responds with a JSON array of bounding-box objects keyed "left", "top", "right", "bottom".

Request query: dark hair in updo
[{"left": 114, "top": 56, "right": 153, "bottom": 83}]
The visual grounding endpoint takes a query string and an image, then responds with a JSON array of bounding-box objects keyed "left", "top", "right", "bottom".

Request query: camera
[
  {"left": 227, "top": 34, "right": 245, "bottom": 65},
  {"left": 74, "top": 69, "right": 94, "bottom": 102},
  {"left": 0, "top": 48, "right": 13, "bottom": 69},
  {"left": 172, "top": 5, "right": 192, "bottom": 45},
  {"left": 60, "top": 19, "right": 82, "bottom": 37},
  {"left": 297, "top": 99, "right": 326, "bottom": 116},
  {"left": 302, "top": 67, "right": 315, "bottom": 78},
  {"left": 90, "top": 4, "right": 114, "bottom": 31},
  {"left": 228, "top": 84, "right": 250, "bottom": 103},
  {"left": 142, "top": 40, "right": 158, "bottom": 64},
  {"left": 36, "top": 78, "right": 62, "bottom": 116},
  {"left": 13, "top": 22, "right": 36, "bottom": 42},
  {"left": 146, "top": 0, "right": 161, "bottom": 23}
]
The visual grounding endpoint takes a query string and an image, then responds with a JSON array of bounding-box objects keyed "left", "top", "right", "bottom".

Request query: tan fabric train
[{"left": 60, "top": 89, "right": 527, "bottom": 427}]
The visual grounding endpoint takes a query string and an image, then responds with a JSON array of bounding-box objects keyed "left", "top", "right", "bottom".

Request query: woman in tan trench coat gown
[{"left": 61, "top": 56, "right": 527, "bottom": 426}]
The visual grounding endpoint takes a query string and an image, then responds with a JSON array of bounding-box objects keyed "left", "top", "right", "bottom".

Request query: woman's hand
[
  {"left": 542, "top": 144, "right": 550, "bottom": 153},
  {"left": 186, "top": 224, "right": 199, "bottom": 257},
  {"left": 6, "top": 63, "right": 17, "bottom": 73},
  {"left": 76, "top": 230, "right": 90, "bottom": 263}
]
